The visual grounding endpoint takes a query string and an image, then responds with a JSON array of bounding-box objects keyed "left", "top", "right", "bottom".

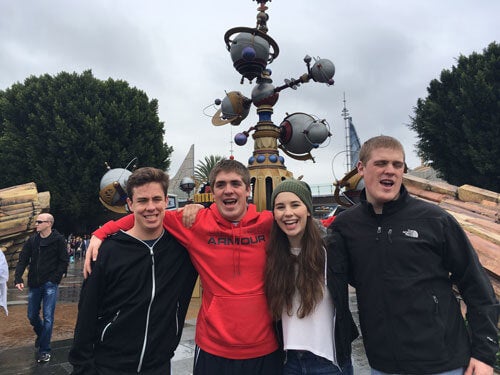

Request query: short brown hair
[
  {"left": 126, "top": 167, "right": 169, "bottom": 199},
  {"left": 209, "top": 159, "right": 250, "bottom": 188},
  {"left": 358, "top": 135, "right": 405, "bottom": 164}
]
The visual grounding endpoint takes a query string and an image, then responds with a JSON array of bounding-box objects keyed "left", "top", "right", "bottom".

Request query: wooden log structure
[{"left": 0, "top": 182, "right": 50, "bottom": 268}]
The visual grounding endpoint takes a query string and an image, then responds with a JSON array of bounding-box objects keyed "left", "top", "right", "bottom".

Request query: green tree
[
  {"left": 194, "top": 155, "right": 225, "bottom": 186},
  {"left": 409, "top": 42, "right": 500, "bottom": 192},
  {"left": 0, "top": 70, "right": 173, "bottom": 234}
]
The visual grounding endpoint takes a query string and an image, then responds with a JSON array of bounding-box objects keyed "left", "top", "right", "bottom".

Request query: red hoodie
[{"left": 93, "top": 203, "right": 278, "bottom": 360}]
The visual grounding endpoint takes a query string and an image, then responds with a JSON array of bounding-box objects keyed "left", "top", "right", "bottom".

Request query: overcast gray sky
[{"left": 1, "top": 0, "right": 498, "bottom": 190}]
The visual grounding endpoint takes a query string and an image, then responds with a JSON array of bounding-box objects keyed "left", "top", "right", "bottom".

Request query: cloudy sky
[{"left": 1, "top": 0, "right": 498, "bottom": 191}]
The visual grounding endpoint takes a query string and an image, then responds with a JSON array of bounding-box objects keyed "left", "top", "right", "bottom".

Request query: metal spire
[{"left": 341, "top": 92, "right": 351, "bottom": 173}]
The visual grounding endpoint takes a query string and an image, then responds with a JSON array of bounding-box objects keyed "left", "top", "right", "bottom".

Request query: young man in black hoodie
[
  {"left": 69, "top": 167, "right": 197, "bottom": 374},
  {"left": 15, "top": 213, "right": 68, "bottom": 364}
]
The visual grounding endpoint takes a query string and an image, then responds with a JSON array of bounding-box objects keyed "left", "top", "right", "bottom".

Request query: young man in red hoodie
[{"left": 85, "top": 159, "right": 282, "bottom": 375}]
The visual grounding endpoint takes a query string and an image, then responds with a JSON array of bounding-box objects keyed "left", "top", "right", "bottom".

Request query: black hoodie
[{"left": 69, "top": 230, "right": 197, "bottom": 375}]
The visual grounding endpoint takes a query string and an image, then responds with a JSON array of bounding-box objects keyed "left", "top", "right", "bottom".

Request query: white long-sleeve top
[{"left": 282, "top": 247, "right": 337, "bottom": 364}]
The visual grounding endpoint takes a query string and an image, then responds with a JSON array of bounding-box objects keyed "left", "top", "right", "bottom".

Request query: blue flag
[{"left": 348, "top": 117, "right": 361, "bottom": 170}]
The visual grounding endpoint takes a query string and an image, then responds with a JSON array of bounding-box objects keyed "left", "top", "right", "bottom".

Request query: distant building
[{"left": 169, "top": 144, "right": 195, "bottom": 203}]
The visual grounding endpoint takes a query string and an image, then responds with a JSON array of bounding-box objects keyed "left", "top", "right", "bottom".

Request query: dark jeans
[
  {"left": 27, "top": 281, "right": 59, "bottom": 354},
  {"left": 193, "top": 346, "right": 283, "bottom": 375},
  {"left": 285, "top": 350, "right": 353, "bottom": 374}
]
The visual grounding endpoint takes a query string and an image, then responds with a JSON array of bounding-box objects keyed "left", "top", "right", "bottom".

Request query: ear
[
  {"left": 357, "top": 160, "right": 364, "bottom": 176},
  {"left": 126, "top": 197, "right": 134, "bottom": 212}
]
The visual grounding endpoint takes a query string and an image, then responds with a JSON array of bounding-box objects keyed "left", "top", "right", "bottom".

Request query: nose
[
  {"left": 222, "top": 184, "right": 233, "bottom": 194},
  {"left": 384, "top": 163, "right": 397, "bottom": 174}
]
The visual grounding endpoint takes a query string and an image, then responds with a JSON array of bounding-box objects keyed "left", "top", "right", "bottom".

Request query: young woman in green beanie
[{"left": 264, "top": 179, "right": 358, "bottom": 374}]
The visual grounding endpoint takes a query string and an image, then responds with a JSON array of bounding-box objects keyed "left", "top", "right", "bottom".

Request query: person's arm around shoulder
[
  {"left": 83, "top": 215, "right": 135, "bottom": 278},
  {"left": 181, "top": 204, "right": 205, "bottom": 228},
  {"left": 83, "top": 236, "right": 102, "bottom": 278},
  {"left": 84, "top": 205, "right": 205, "bottom": 277},
  {"left": 148, "top": 205, "right": 204, "bottom": 250},
  {"left": 93, "top": 214, "right": 135, "bottom": 240}
]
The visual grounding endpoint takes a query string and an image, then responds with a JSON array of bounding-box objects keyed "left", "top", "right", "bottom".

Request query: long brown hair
[{"left": 264, "top": 216, "right": 326, "bottom": 320}]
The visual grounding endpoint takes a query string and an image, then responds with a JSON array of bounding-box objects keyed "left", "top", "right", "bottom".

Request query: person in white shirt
[
  {"left": 0, "top": 250, "right": 8, "bottom": 316},
  {"left": 264, "top": 179, "right": 359, "bottom": 374}
]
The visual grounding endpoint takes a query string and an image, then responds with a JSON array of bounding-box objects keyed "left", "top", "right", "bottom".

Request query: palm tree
[{"left": 194, "top": 155, "right": 225, "bottom": 186}]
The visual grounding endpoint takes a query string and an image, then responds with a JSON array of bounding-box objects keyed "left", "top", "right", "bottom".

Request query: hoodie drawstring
[{"left": 232, "top": 224, "right": 242, "bottom": 276}]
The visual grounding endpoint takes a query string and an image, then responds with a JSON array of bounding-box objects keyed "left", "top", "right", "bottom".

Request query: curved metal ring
[{"left": 224, "top": 26, "right": 280, "bottom": 63}]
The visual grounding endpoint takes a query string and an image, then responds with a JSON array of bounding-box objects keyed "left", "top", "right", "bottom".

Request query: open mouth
[
  {"left": 282, "top": 219, "right": 299, "bottom": 229},
  {"left": 380, "top": 179, "right": 394, "bottom": 187},
  {"left": 223, "top": 199, "right": 237, "bottom": 206}
]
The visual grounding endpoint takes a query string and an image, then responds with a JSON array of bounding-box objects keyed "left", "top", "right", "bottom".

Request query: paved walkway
[{"left": 1, "top": 260, "right": 370, "bottom": 374}]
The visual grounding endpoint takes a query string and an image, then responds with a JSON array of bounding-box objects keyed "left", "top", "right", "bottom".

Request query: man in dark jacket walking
[{"left": 15, "top": 213, "right": 68, "bottom": 364}]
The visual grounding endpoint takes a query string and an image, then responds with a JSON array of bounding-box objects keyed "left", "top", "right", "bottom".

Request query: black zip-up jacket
[
  {"left": 69, "top": 230, "right": 197, "bottom": 375},
  {"left": 275, "top": 247, "right": 359, "bottom": 367},
  {"left": 328, "top": 185, "right": 498, "bottom": 374},
  {"left": 14, "top": 229, "right": 68, "bottom": 287},
  {"left": 326, "top": 244, "right": 360, "bottom": 367}
]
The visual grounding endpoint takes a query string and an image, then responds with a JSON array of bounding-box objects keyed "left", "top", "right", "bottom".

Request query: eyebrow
[{"left": 215, "top": 179, "right": 243, "bottom": 185}]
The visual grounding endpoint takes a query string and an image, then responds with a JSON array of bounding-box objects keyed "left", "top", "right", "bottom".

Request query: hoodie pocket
[
  {"left": 100, "top": 310, "right": 120, "bottom": 343},
  {"left": 204, "top": 293, "right": 272, "bottom": 347}
]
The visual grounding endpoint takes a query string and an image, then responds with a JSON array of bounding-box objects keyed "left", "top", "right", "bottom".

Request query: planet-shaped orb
[
  {"left": 235, "top": 132, "right": 248, "bottom": 146},
  {"left": 310, "top": 59, "right": 335, "bottom": 83},
  {"left": 99, "top": 168, "right": 131, "bottom": 213}
]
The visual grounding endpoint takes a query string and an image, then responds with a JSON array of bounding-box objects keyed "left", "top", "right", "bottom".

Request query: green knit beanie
[{"left": 271, "top": 179, "right": 313, "bottom": 213}]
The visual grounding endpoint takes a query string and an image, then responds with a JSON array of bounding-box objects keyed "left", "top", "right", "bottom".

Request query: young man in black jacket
[
  {"left": 15, "top": 213, "right": 69, "bottom": 364},
  {"left": 328, "top": 135, "right": 498, "bottom": 375},
  {"left": 69, "top": 167, "right": 197, "bottom": 374}
]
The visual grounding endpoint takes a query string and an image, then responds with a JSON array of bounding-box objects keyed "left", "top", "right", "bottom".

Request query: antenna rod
[{"left": 341, "top": 92, "right": 350, "bottom": 172}]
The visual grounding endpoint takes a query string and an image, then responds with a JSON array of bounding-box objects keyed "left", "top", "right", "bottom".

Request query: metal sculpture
[{"left": 211, "top": 1, "right": 335, "bottom": 210}]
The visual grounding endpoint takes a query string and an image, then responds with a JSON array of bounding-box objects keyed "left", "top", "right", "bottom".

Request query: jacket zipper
[
  {"left": 100, "top": 310, "right": 121, "bottom": 342},
  {"left": 137, "top": 238, "right": 160, "bottom": 373},
  {"left": 331, "top": 308, "right": 340, "bottom": 370},
  {"left": 176, "top": 301, "right": 180, "bottom": 336},
  {"left": 432, "top": 295, "right": 439, "bottom": 314}
]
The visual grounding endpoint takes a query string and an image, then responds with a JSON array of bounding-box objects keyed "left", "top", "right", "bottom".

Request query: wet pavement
[{"left": 1, "top": 259, "right": 370, "bottom": 374}]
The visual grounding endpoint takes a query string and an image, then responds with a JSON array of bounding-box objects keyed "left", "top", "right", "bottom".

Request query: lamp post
[{"left": 180, "top": 177, "right": 196, "bottom": 203}]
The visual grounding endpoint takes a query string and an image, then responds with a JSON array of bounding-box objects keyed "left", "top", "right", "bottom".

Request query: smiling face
[
  {"left": 273, "top": 191, "right": 310, "bottom": 248},
  {"left": 357, "top": 147, "right": 405, "bottom": 214},
  {"left": 127, "top": 182, "right": 166, "bottom": 239},
  {"left": 212, "top": 170, "right": 251, "bottom": 222}
]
